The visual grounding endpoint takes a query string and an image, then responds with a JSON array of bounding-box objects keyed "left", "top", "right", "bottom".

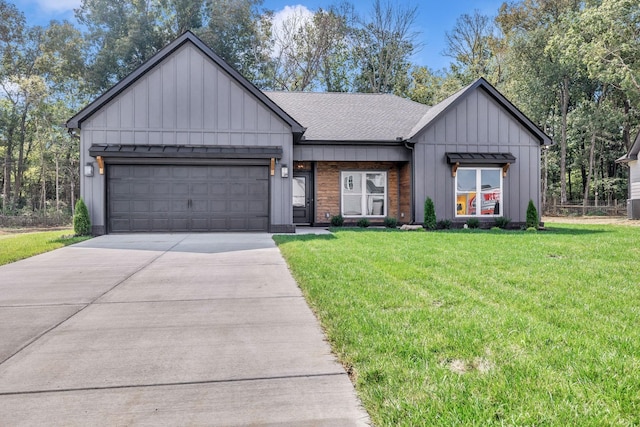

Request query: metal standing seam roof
[
  {"left": 88, "top": 144, "right": 283, "bottom": 159},
  {"left": 446, "top": 152, "right": 517, "bottom": 164},
  {"left": 264, "top": 91, "right": 430, "bottom": 142}
]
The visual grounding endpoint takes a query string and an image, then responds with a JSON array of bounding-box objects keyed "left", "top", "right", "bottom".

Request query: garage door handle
[{"left": 187, "top": 199, "right": 192, "bottom": 208}]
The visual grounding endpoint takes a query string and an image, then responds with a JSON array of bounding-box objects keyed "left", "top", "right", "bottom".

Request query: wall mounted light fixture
[
  {"left": 281, "top": 165, "right": 289, "bottom": 178},
  {"left": 84, "top": 163, "right": 94, "bottom": 177}
]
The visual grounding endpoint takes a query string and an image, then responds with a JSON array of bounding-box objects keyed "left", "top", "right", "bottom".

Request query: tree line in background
[{"left": 1, "top": 0, "right": 639, "bottom": 220}]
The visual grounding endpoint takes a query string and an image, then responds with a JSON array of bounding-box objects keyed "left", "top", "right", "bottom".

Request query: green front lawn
[
  {"left": 0, "top": 230, "right": 91, "bottom": 266},
  {"left": 274, "top": 225, "right": 640, "bottom": 426}
]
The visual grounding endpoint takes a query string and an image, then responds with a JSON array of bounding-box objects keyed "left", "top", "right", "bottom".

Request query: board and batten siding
[
  {"left": 80, "top": 42, "right": 294, "bottom": 231},
  {"left": 293, "top": 144, "right": 410, "bottom": 162},
  {"left": 412, "top": 87, "right": 541, "bottom": 224}
]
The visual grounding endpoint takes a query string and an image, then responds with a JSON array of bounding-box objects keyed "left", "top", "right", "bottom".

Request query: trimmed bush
[
  {"left": 494, "top": 216, "right": 511, "bottom": 229},
  {"left": 526, "top": 200, "right": 539, "bottom": 229},
  {"left": 357, "top": 218, "right": 370, "bottom": 228},
  {"left": 330, "top": 214, "right": 344, "bottom": 227},
  {"left": 73, "top": 199, "right": 91, "bottom": 236},
  {"left": 437, "top": 219, "right": 452, "bottom": 229},
  {"left": 424, "top": 197, "right": 436, "bottom": 230},
  {"left": 384, "top": 217, "right": 398, "bottom": 228},
  {"left": 466, "top": 217, "right": 480, "bottom": 229}
]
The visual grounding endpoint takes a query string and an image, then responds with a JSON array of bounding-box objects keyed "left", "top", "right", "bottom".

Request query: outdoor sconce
[
  {"left": 84, "top": 163, "right": 94, "bottom": 177},
  {"left": 281, "top": 165, "right": 289, "bottom": 178}
]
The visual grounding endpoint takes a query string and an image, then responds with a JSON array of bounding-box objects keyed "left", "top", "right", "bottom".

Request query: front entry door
[{"left": 293, "top": 171, "right": 313, "bottom": 224}]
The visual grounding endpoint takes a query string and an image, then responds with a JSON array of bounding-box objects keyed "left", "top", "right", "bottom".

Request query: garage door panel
[
  {"left": 151, "top": 200, "right": 171, "bottom": 212},
  {"left": 131, "top": 200, "right": 151, "bottom": 213},
  {"left": 131, "top": 218, "right": 151, "bottom": 231},
  {"left": 108, "top": 165, "right": 269, "bottom": 232},
  {"left": 191, "top": 182, "right": 209, "bottom": 195},
  {"left": 172, "top": 167, "right": 190, "bottom": 179},
  {"left": 152, "top": 167, "right": 171, "bottom": 178},
  {"left": 151, "top": 183, "right": 170, "bottom": 195},
  {"left": 211, "top": 202, "right": 228, "bottom": 213}
]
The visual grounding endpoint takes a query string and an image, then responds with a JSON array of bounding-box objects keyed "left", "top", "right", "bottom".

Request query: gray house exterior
[
  {"left": 617, "top": 130, "right": 640, "bottom": 219},
  {"left": 67, "top": 32, "right": 552, "bottom": 235}
]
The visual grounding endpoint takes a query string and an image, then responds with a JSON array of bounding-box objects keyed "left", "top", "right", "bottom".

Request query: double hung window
[
  {"left": 341, "top": 171, "right": 387, "bottom": 217},
  {"left": 455, "top": 168, "right": 502, "bottom": 216}
]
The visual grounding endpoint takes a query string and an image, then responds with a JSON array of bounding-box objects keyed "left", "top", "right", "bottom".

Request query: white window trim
[
  {"left": 340, "top": 171, "right": 387, "bottom": 218},
  {"left": 455, "top": 167, "right": 503, "bottom": 217}
]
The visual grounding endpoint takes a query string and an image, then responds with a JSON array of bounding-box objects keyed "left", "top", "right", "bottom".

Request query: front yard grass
[
  {"left": 274, "top": 225, "right": 640, "bottom": 426},
  {"left": 0, "top": 230, "right": 90, "bottom": 266}
]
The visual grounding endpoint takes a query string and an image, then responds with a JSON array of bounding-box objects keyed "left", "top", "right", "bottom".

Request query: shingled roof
[
  {"left": 266, "top": 78, "right": 552, "bottom": 146},
  {"left": 265, "top": 91, "right": 430, "bottom": 142}
]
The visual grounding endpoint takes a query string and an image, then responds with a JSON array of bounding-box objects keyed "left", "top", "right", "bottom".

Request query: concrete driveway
[{"left": 0, "top": 233, "right": 369, "bottom": 426}]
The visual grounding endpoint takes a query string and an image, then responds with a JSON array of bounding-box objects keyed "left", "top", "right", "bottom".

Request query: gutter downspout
[{"left": 403, "top": 140, "right": 416, "bottom": 224}]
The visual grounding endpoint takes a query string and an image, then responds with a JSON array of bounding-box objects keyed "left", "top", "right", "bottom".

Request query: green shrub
[
  {"left": 526, "top": 226, "right": 537, "bottom": 233},
  {"left": 526, "top": 200, "right": 539, "bottom": 229},
  {"left": 466, "top": 217, "right": 480, "bottom": 229},
  {"left": 437, "top": 219, "right": 452, "bottom": 229},
  {"left": 73, "top": 198, "right": 92, "bottom": 236},
  {"left": 383, "top": 217, "right": 398, "bottom": 228},
  {"left": 330, "top": 214, "right": 344, "bottom": 227},
  {"left": 424, "top": 197, "right": 436, "bottom": 230},
  {"left": 357, "top": 218, "right": 371, "bottom": 228},
  {"left": 494, "top": 216, "right": 511, "bottom": 229}
]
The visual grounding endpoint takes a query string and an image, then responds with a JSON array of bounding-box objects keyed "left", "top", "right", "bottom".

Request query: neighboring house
[
  {"left": 616, "top": 130, "right": 640, "bottom": 219},
  {"left": 66, "top": 31, "right": 552, "bottom": 235}
]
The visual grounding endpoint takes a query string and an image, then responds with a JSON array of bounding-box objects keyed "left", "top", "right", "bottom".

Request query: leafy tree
[
  {"left": 200, "top": 0, "right": 272, "bottom": 85},
  {"left": 443, "top": 10, "right": 502, "bottom": 84}
]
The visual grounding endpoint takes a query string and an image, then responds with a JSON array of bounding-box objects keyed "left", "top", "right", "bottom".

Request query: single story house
[
  {"left": 66, "top": 31, "right": 552, "bottom": 235},
  {"left": 616, "top": 130, "right": 640, "bottom": 219}
]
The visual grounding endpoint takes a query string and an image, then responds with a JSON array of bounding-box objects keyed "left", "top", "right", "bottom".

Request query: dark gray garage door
[{"left": 108, "top": 165, "right": 269, "bottom": 232}]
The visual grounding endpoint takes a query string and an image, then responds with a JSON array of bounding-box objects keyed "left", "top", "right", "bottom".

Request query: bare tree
[
  {"left": 443, "top": 10, "right": 498, "bottom": 82},
  {"left": 351, "top": 0, "right": 419, "bottom": 94},
  {"left": 269, "top": 6, "right": 349, "bottom": 91}
]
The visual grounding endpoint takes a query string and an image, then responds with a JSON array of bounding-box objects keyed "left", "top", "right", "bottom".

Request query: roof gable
[
  {"left": 617, "top": 129, "right": 640, "bottom": 163},
  {"left": 408, "top": 78, "right": 553, "bottom": 146},
  {"left": 66, "top": 31, "right": 304, "bottom": 134}
]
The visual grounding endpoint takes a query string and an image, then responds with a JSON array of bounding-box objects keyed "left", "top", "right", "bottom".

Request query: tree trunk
[
  {"left": 55, "top": 157, "right": 60, "bottom": 212},
  {"left": 582, "top": 130, "right": 597, "bottom": 215},
  {"left": 560, "top": 76, "right": 569, "bottom": 204}
]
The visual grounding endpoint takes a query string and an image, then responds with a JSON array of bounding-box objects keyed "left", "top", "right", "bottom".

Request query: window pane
[
  {"left": 457, "top": 169, "right": 476, "bottom": 191},
  {"left": 343, "top": 173, "right": 362, "bottom": 194},
  {"left": 456, "top": 169, "right": 476, "bottom": 216},
  {"left": 292, "top": 177, "right": 305, "bottom": 208},
  {"left": 456, "top": 192, "right": 476, "bottom": 215},
  {"left": 366, "top": 173, "right": 385, "bottom": 194},
  {"left": 343, "top": 195, "right": 362, "bottom": 215},
  {"left": 480, "top": 170, "right": 501, "bottom": 215},
  {"left": 367, "top": 196, "right": 385, "bottom": 215}
]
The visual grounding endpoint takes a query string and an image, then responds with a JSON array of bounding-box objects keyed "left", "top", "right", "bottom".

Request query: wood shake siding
[{"left": 315, "top": 161, "right": 409, "bottom": 224}]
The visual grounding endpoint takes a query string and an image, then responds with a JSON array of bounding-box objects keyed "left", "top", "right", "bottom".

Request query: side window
[{"left": 455, "top": 168, "right": 502, "bottom": 217}]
